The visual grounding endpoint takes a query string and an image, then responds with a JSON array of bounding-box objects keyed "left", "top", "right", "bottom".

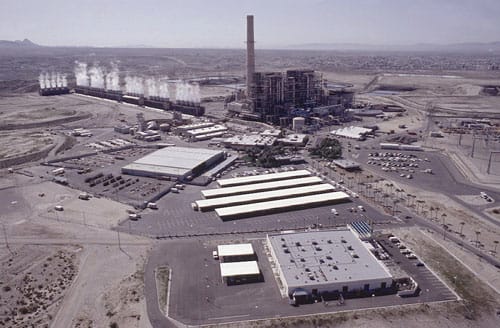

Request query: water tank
[{"left": 292, "top": 117, "right": 305, "bottom": 132}]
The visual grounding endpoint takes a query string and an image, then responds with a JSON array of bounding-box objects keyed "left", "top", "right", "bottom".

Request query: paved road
[{"left": 144, "top": 245, "right": 178, "bottom": 328}]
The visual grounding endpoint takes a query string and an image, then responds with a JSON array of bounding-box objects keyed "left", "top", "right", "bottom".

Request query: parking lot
[
  {"left": 148, "top": 235, "right": 459, "bottom": 326},
  {"left": 118, "top": 169, "right": 400, "bottom": 238},
  {"left": 377, "top": 236, "right": 458, "bottom": 302}
]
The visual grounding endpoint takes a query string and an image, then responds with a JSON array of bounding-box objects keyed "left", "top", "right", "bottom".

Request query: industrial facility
[
  {"left": 121, "top": 146, "right": 225, "bottom": 180},
  {"left": 38, "top": 72, "right": 70, "bottom": 96},
  {"left": 267, "top": 229, "right": 394, "bottom": 301},
  {"left": 227, "top": 15, "right": 354, "bottom": 124},
  {"left": 195, "top": 170, "right": 350, "bottom": 220}
]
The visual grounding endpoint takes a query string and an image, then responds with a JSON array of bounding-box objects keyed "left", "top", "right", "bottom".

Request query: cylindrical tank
[{"left": 292, "top": 117, "right": 305, "bottom": 132}]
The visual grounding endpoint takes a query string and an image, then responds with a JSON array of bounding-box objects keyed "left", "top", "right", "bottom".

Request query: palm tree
[
  {"left": 429, "top": 206, "right": 435, "bottom": 218},
  {"left": 441, "top": 213, "right": 447, "bottom": 240},
  {"left": 475, "top": 230, "right": 481, "bottom": 248},
  {"left": 406, "top": 193, "right": 413, "bottom": 206},
  {"left": 383, "top": 193, "right": 390, "bottom": 207},
  {"left": 459, "top": 222, "right": 465, "bottom": 236},
  {"left": 392, "top": 199, "right": 400, "bottom": 216}
]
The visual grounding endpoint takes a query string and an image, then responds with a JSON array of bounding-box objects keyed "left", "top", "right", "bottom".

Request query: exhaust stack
[{"left": 246, "top": 15, "right": 255, "bottom": 98}]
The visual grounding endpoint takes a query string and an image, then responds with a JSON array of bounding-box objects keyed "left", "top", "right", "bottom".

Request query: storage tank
[{"left": 292, "top": 117, "right": 305, "bottom": 132}]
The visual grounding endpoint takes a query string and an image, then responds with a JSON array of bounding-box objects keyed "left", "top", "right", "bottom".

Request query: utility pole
[
  {"left": 487, "top": 152, "right": 500, "bottom": 174},
  {"left": 471, "top": 134, "right": 476, "bottom": 158},
  {"left": 117, "top": 229, "right": 122, "bottom": 250}
]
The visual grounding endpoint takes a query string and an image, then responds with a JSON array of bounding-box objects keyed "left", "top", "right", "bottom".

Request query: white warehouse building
[{"left": 267, "top": 229, "right": 393, "bottom": 298}]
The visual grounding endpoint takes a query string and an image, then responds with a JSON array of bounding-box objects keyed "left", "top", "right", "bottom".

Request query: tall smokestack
[{"left": 246, "top": 15, "right": 255, "bottom": 99}]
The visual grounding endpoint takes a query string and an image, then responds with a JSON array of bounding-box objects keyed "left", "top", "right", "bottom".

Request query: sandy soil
[
  {"left": 1, "top": 172, "right": 153, "bottom": 328},
  {"left": 0, "top": 245, "right": 79, "bottom": 328},
  {"left": 0, "top": 131, "right": 54, "bottom": 159}
]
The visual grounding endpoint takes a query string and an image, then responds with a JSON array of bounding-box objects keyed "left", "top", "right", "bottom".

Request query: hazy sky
[{"left": 1, "top": 0, "right": 499, "bottom": 48}]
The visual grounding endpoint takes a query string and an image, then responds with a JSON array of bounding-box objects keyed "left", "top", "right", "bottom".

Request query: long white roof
[
  {"left": 331, "top": 126, "right": 372, "bottom": 140},
  {"left": 217, "top": 243, "right": 254, "bottom": 257},
  {"left": 196, "top": 184, "right": 335, "bottom": 211},
  {"left": 123, "top": 146, "right": 223, "bottom": 173},
  {"left": 216, "top": 191, "right": 350, "bottom": 219},
  {"left": 220, "top": 261, "right": 260, "bottom": 278},
  {"left": 217, "top": 169, "right": 311, "bottom": 187},
  {"left": 202, "top": 176, "right": 323, "bottom": 199}
]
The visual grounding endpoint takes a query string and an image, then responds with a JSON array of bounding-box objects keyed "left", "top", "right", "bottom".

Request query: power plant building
[
  {"left": 267, "top": 229, "right": 393, "bottom": 297},
  {"left": 232, "top": 14, "right": 353, "bottom": 123}
]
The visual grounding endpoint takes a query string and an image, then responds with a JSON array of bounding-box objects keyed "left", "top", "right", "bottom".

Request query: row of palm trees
[{"left": 312, "top": 158, "right": 500, "bottom": 255}]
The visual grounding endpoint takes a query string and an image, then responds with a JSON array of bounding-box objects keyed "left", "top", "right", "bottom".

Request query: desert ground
[{"left": 0, "top": 47, "right": 499, "bottom": 327}]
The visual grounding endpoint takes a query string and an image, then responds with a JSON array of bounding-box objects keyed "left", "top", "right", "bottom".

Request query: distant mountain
[
  {"left": 285, "top": 41, "right": 500, "bottom": 53},
  {"left": 0, "top": 39, "right": 40, "bottom": 48}
]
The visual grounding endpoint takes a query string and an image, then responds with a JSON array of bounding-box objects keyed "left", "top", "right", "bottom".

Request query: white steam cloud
[
  {"left": 39, "top": 72, "right": 68, "bottom": 89},
  {"left": 74, "top": 61, "right": 90, "bottom": 87},
  {"left": 88, "top": 65, "right": 105, "bottom": 89},
  {"left": 106, "top": 62, "right": 120, "bottom": 91},
  {"left": 124, "top": 76, "right": 144, "bottom": 95},
  {"left": 175, "top": 81, "right": 200, "bottom": 104},
  {"left": 145, "top": 78, "right": 170, "bottom": 99}
]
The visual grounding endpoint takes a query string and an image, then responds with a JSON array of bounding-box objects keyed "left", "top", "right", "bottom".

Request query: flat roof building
[
  {"left": 222, "top": 134, "right": 276, "bottom": 150},
  {"left": 196, "top": 184, "right": 335, "bottom": 211},
  {"left": 217, "top": 243, "right": 255, "bottom": 262},
  {"left": 121, "top": 146, "right": 224, "bottom": 180},
  {"left": 217, "top": 169, "right": 311, "bottom": 187},
  {"left": 219, "top": 261, "right": 261, "bottom": 285},
  {"left": 331, "top": 126, "right": 372, "bottom": 140},
  {"left": 216, "top": 191, "right": 349, "bottom": 220},
  {"left": 267, "top": 229, "right": 393, "bottom": 297},
  {"left": 201, "top": 176, "right": 323, "bottom": 199}
]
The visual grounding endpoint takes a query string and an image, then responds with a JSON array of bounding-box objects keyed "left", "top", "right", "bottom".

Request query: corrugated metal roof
[{"left": 122, "top": 146, "right": 223, "bottom": 177}]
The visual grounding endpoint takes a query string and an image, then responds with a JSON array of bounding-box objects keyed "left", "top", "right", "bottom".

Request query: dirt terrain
[{"left": 0, "top": 46, "right": 499, "bottom": 327}]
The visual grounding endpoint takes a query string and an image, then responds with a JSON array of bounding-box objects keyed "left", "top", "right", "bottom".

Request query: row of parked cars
[{"left": 388, "top": 235, "right": 424, "bottom": 267}]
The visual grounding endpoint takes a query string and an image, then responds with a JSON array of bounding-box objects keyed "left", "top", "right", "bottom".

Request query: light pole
[{"left": 494, "top": 240, "right": 499, "bottom": 254}]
